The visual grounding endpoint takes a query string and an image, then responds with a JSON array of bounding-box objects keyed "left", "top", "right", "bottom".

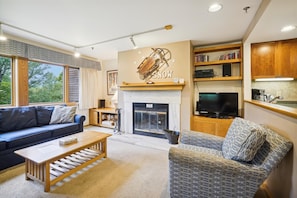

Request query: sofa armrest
[
  {"left": 180, "top": 130, "right": 224, "bottom": 150},
  {"left": 74, "top": 114, "right": 86, "bottom": 132},
  {"left": 169, "top": 146, "right": 267, "bottom": 198}
]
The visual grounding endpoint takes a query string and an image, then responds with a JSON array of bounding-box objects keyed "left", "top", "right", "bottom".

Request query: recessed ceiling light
[
  {"left": 208, "top": 3, "right": 223, "bottom": 12},
  {"left": 281, "top": 25, "right": 296, "bottom": 32}
]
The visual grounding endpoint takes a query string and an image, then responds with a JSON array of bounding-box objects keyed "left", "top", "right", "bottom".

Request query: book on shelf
[
  {"left": 194, "top": 54, "right": 209, "bottom": 62},
  {"left": 218, "top": 51, "right": 240, "bottom": 60}
]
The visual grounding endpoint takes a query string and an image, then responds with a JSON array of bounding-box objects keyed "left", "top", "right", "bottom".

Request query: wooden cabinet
[
  {"left": 191, "top": 116, "right": 233, "bottom": 137},
  {"left": 193, "top": 43, "right": 243, "bottom": 82},
  {"left": 89, "top": 108, "right": 117, "bottom": 128},
  {"left": 251, "top": 38, "right": 297, "bottom": 79}
]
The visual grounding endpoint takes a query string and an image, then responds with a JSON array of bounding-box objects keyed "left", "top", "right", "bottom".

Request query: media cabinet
[{"left": 191, "top": 116, "right": 233, "bottom": 137}]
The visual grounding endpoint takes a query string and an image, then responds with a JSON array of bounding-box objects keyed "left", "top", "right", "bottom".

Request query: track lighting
[
  {"left": 0, "top": 23, "right": 7, "bottom": 41},
  {"left": 0, "top": 21, "right": 173, "bottom": 54},
  {"left": 130, "top": 36, "right": 138, "bottom": 49}
]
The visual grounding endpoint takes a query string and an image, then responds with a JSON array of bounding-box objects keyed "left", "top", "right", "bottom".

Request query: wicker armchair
[{"left": 169, "top": 119, "right": 292, "bottom": 198}]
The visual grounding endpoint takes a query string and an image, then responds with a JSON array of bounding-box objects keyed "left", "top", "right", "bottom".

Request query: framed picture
[{"left": 107, "top": 70, "right": 118, "bottom": 95}]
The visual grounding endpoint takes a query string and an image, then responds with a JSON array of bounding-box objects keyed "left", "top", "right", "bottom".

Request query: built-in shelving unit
[
  {"left": 191, "top": 43, "right": 243, "bottom": 134},
  {"left": 193, "top": 43, "right": 243, "bottom": 81}
]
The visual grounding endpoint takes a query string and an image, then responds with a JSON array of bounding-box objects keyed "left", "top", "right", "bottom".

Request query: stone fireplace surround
[{"left": 121, "top": 90, "right": 182, "bottom": 134}]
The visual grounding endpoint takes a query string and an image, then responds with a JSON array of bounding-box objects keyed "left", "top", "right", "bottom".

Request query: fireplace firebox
[{"left": 133, "top": 103, "right": 168, "bottom": 138}]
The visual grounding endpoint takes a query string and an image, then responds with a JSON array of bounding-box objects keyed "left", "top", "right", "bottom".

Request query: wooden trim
[
  {"left": 120, "top": 81, "right": 185, "bottom": 91},
  {"left": 245, "top": 100, "right": 297, "bottom": 119},
  {"left": 17, "top": 57, "right": 29, "bottom": 106}
]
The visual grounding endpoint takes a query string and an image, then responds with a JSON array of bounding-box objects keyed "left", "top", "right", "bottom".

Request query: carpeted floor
[{"left": 0, "top": 127, "right": 171, "bottom": 198}]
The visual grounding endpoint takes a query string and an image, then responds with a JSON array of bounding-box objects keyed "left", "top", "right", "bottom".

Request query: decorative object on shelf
[
  {"left": 137, "top": 48, "right": 171, "bottom": 81},
  {"left": 107, "top": 70, "right": 118, "bottom": 95}
]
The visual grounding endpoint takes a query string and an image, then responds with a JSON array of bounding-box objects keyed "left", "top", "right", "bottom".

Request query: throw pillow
[
  {"left": 36, "top": 106, "right": 54, "bottom": 126},
  {"left": 49, "top": 106, "right": 77, "bottom": 124},
  {"left": 222, "top": 117, "right": 266, "bottom": 162}
]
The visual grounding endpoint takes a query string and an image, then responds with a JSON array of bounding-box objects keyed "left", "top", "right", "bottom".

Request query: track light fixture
[
  {"left": 0, "top": 21, "right": 173, "bottom": 56},
  {"left": 130, "top": 36, "right": 138, "bottom": 49}
]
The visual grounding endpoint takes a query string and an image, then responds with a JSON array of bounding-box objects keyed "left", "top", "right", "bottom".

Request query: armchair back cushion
[{"left": 222, "top": 118, "right": 266, "bottom": 162}]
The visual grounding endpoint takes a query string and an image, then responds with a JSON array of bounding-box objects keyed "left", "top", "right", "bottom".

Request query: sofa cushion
[
  {"left": 49, "top": 106, "right": 77, "bottom": 124},
  {"left": 36, "top": 106, "right": 54, "bottom": 126},
  {"left": 41, "top": 122, "right": 80, "bottom": 137},
  {"left": 0, "top": 106, "right": 37, "bottom": 133},
  {"left": 222, "top": 117, "right": 266, "bottom": 162},
  {"left": 0, "top": 138, "right": 6, "bottom": 151},
  {"left": 0, "top": 127, "right": 51, "bottom": 149}
]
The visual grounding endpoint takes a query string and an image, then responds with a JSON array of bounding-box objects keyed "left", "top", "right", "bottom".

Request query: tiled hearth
[{"left": 121, "top": 90, "right": 182, "bottom": 134}]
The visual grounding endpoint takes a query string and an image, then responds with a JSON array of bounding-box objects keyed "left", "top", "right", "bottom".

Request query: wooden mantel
[{"left": 120, "top": 81, "right": 185, "bottom": 91}]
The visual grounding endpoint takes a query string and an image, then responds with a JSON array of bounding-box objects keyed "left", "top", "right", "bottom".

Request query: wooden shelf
[
  {"left": 194, "top": 76, "right": 242, "bottom": 82},
  {"left": 194, "top": 58, "right": 241, "bottom": 66},
  {"left": 120, "top": 81, "right": 185, "bottom": 91},
  {"left": 194, "top": 43, "right": 242, "bottom": 53}
]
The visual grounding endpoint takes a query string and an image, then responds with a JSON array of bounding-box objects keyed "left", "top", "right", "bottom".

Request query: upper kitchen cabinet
[{"left": 251, "top": 38, "right": 297, "bottom": 79}]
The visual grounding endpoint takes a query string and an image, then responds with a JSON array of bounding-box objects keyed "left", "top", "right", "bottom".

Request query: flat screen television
[{"left": 197, "top": 92, "right": 238, "bottom": 118}]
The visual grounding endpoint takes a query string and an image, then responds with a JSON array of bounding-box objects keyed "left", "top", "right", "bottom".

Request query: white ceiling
[{"left": 0, "top": 0, "right": 296, "bottom": 61}]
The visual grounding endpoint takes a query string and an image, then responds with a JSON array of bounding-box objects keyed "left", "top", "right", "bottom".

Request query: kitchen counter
[{"left": 245, "top": 100, "right": 297, "bottom": 119}]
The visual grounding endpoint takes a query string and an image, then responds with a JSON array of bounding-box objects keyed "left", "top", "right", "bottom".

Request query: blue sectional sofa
[{"left": 0, "top": 106, "right": 85, "bottom": 171}]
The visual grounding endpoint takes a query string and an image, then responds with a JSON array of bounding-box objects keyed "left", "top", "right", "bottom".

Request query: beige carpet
[{"left": 0, "top": 130, "right": 171, "bottom": 198}]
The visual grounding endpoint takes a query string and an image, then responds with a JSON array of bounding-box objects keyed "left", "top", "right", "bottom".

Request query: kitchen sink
[{"left": 275, "top": 100, "right": 297, "bottom": 108}]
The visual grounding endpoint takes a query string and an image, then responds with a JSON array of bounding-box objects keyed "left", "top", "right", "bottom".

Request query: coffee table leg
[
  {"left": 44, "top": 162, "right": 50, "bottom": 192},
  {"left": 103, "top": 138, "right": 108, "bottom": 158},
  {"left": 25, "top": 159, "right": 29, "bottom": 180}
]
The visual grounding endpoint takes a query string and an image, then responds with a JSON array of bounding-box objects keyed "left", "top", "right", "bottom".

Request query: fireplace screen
[{"left": 133, "top": 103, "right": 168, "bottom": 138}]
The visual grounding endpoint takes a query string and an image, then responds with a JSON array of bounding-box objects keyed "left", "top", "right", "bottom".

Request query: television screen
[{"left": 197, "top": 92, "right": 238, "bottom": 118}]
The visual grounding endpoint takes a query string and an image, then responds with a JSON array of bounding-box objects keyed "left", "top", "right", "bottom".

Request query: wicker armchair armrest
[
  {"left": 169, "top": 146, "right": 267, "bottom": 198},
  {"left": 179, "top": 130, "right": 224, "bottom": 150}
]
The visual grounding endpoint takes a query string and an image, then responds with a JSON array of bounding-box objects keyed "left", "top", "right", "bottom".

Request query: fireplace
[
  {"left": 133, "top": 103, "right": 168, "bottom": 138},
  {"left": 121, "top": 90, "right": 182, "bottom": 136}
]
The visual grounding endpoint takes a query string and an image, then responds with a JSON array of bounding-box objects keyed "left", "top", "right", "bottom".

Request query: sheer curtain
[{"left": 79, "top": 67, "right": 100, "bottom": 109}]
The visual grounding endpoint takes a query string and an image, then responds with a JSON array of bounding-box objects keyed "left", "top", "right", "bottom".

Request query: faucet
[{"left": 269, "top": 96, "right": 281, "bottom": 103}]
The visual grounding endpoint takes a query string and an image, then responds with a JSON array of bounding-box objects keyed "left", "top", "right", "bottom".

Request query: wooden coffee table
[{"left": 14, "top": 131, "right": 111, "bottom": 192}]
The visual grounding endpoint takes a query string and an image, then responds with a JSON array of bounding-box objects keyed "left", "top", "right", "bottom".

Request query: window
[
  {"left": 68, "top": 67, "right": 79, "bottom": 102},
  {"left": 28, "top": 61, "right": 64, "bottom": 103},
  {"left": 0, "top": 56, "right": 12, "bottom": 105}
]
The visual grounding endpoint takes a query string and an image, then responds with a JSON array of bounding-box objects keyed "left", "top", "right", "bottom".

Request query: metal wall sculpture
[{"left": 137, "top": 48, "right": 171, "bottom": 82}]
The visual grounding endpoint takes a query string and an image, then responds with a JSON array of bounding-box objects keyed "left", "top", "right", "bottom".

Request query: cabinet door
[
  {"left": 251, "top": 42, "right": 276, "bottom": 78},
  {"left": 277, "top": 39, "right": 297, "bottom": 78},
  {"left": 216, "top": 119, "right": 233, "bottom": 137},
  {"left": 191, "top": 116, "right": 216, "bottom": 135}
]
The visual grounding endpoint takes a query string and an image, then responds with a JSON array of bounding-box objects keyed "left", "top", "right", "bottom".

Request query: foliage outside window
[
  {"left": 28, "top": 61, "right": 64, "bottom": 104},
  {"left": 0, "top": 56, "right": 12, "bottom": 105}
]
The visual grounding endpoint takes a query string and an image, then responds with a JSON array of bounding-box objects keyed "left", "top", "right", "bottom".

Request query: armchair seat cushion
[
  {"left": 179, "top": 144, "right": 223, "bottom": 158},
  {"left": 222, "top": 118, "right": 266, "bottom": 162}
]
